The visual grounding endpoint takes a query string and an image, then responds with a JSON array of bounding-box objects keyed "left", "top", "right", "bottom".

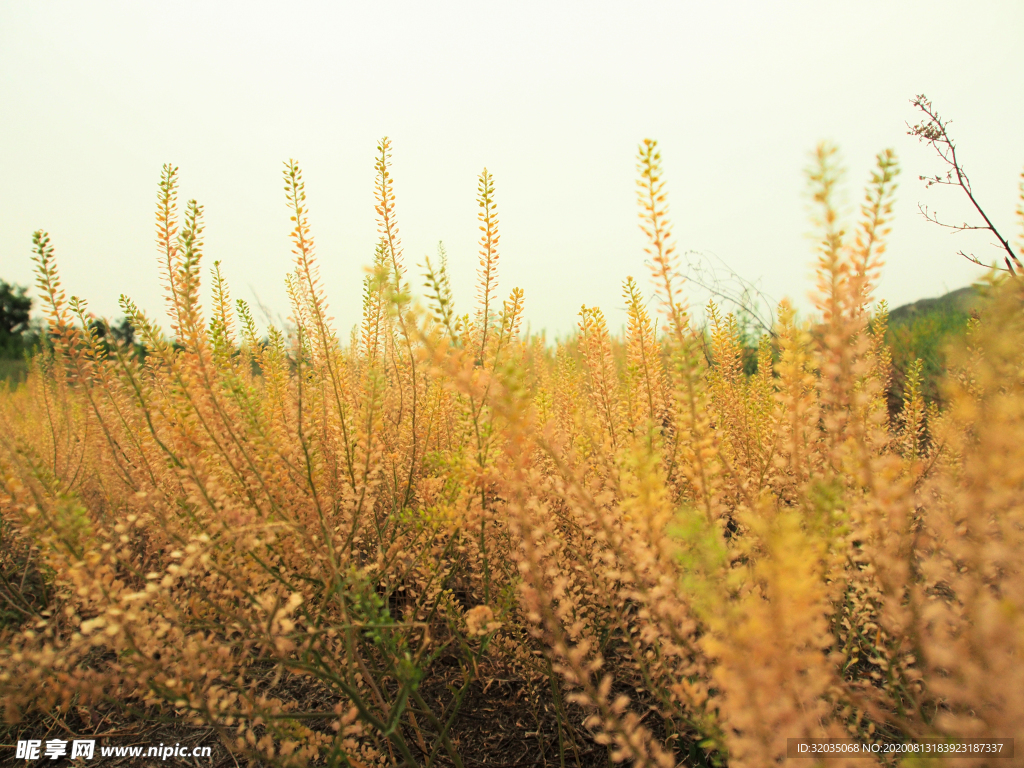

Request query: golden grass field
[{"left": 2, "top": 136, "right": 1024, "bottom": 767}]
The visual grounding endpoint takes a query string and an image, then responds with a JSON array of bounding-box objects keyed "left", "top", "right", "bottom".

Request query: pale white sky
[{"left": 2, "top": 1, "right": 1022, "bottom": 337}]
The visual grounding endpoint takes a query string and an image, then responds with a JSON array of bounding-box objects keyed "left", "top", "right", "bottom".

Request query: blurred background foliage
[
  {"left": 0, "top": 282, "right": 147, "bottom": 386},
  {"left": 885, "top": 283, "right": 981, "bottom": 410},
  {"left": 0, "top": 274, "right": 986, "bottom": 415}
]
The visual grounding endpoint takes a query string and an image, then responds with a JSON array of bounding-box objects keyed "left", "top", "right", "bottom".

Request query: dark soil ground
[{"left": 0, "top": 662, "right": 629, "bottom": 768}]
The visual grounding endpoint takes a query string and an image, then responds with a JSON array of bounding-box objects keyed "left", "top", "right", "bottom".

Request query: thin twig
[{"left": 908, "top": 94, "right": 1023, "bottom": 274}]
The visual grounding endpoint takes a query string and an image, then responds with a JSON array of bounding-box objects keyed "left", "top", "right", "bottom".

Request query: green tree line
[{"left": 0, "top": 281, "right": 146, "bottom": 383}]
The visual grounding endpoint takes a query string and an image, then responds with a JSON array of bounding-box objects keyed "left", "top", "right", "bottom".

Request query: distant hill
[
  {"left": 887, "top": 284, "right": 983, "bottom": 325},
  {"left": 884, "top": 283, "right": 984, "bottom": 410}
]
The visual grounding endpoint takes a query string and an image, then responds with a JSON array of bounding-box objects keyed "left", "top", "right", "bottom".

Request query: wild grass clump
[{"left": 2, "top": 136, "right": 1024, "bottom": 768}]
